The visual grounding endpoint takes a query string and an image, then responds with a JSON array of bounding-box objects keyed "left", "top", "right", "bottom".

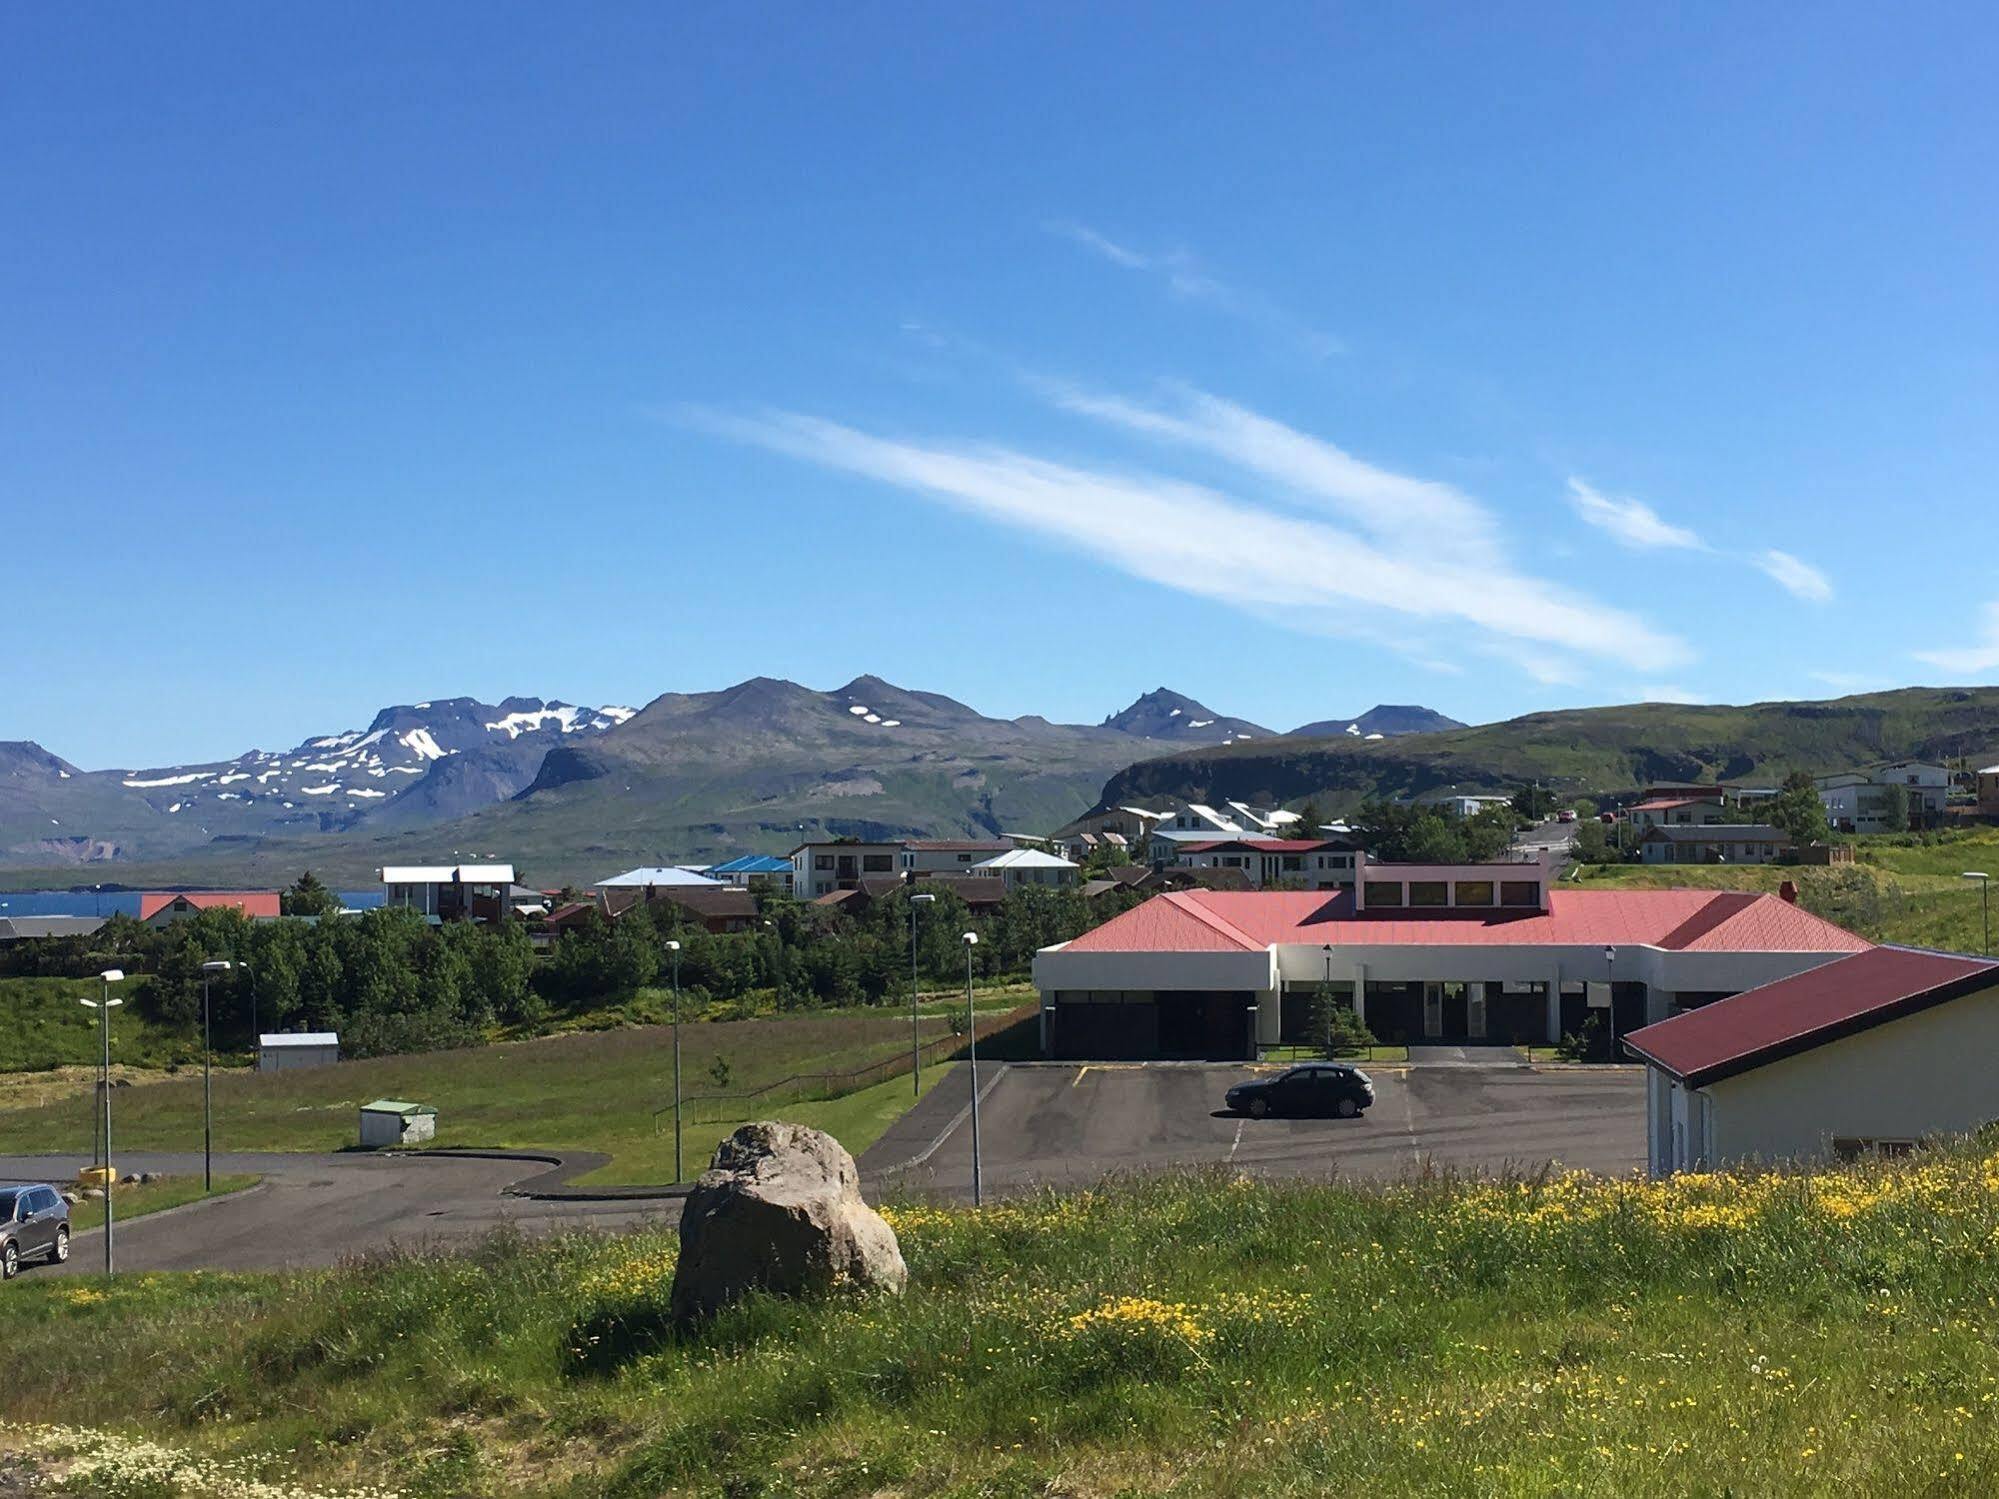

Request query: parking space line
[{"left": 1227, "top": 1117, "right": 1246, "bottom": 1164}]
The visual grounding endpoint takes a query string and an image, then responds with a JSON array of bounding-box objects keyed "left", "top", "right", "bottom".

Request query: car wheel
[
  {"left": 1248, "top": 1097, "right": 1271, "bottom": 1119},
  {"left": 1, "top": 1243, "right": 16, "bottom": 1281},
  {"left": 1336, "top": 1097, "right": 1360, "bottom": 1119},
  {"left": 51, "top": 1227, "right": 69, "bottom": 1264}
]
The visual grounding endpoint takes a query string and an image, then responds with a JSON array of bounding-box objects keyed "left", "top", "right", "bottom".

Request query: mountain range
[{"left": 0, "top": 682, "right": 1454, "bottom": 883}]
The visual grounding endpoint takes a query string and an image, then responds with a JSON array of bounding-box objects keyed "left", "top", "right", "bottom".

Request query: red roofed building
[
  {"left": 1624, "top": 946, "right": 1999, "bottom": 1173},
  {"left": 139, "top": 891, "right": 282, "bottom": 927},
  {"left": 1169, "top": 837, "right": 1360, "bottom": 890},
  {"left": 1033, "top": 852, "right": 1869, "bottom": 1060}
]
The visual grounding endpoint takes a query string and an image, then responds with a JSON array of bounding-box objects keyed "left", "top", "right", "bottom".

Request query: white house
[
  {"left": 1817, "top": 762, "right": 1950, "bottom": 832},
  {"left": 256, "top": 1032, "right": 340, "bottom": 1073},
  {"left": 1626, "top": 792, "right": 1730, "bottom": 830},
  {"left": 1624, "top": 946, "right": 1999, "bottom": 1174},
  {"left": 1031, "top": 852, "right": 1868, "bottom": 1060},
  {"left": 380, "top": 865, "right": 517, "bottom": 923},
  {"left": 973, "top": 847, "right": 1080, "bottom": 890},
  {"left": 790, "top": 841, "right": 904, "bottom": 900}
]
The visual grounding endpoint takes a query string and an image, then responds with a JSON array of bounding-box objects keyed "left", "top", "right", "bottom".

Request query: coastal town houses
[
  {"left": 1168, "top": 837, "right": 1360, "bottom": 890},
  {"left": 1816, "top": 761, "right": 1951, "bottom": 833},
  {"left": 380, "top": 865, "right": 519, "bottom": 923},
  {"left": 1637, "top": 824, "right": 1794, "bottom": 865},
  {"left": 789, "top": 841, "right": 905, "bottom": 900},
  {"left": 138, "top": 891, "right": 282, "bottom": 927}
]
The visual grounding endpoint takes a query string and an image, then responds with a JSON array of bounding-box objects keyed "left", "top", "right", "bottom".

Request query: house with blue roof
[{"left": 706, "top": 854, "right": 795, "bottom": 897}]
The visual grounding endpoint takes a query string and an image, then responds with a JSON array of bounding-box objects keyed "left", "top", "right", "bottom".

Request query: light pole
[
  {"left": 80, "top": 969, "right": 125, "bottom": 1276},
  {"left": 962, "top": 931, "right": 982, "bottom": 1207},
  {"left": 666, "top": 940, "right": 683, "bottom": 1182},
  {"left": 1602, "top": 945, "right": 1617, "bottom": 1059},
  {"left": 1964, "top": 872, "right": 1991, "bottom": 956},
  {"left": 908, "top": 892, "right": 936, "bottom": 1096},
  {"left": 200, "top": 961, "right": 232, "bottom": 1192}
]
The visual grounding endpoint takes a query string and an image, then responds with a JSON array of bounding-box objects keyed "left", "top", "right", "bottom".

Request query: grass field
[
  {"left": 0, "top": 1007, "right": 1025, "bottom": 1185},
  {"left": 4, "top": 1137, "right": 1999, "bottom": 1495}
]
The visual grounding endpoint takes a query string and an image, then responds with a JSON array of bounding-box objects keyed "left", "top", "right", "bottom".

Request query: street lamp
[
  {"left": 908, "top": 893, "right": 936, "bottom": 1096},
  {"left": 200, "top": 961, "right": 233, "bottom": 1192},
  {"left": 1602, "top": 945, "right": 1617, "bottom": 1058},
  {"left": 1964, "top": 873, "right": 1991, "bottom": 956},
  {"left": 961, "top": 932, "right": 983, "bottom": 1206},
  {"left": 666, "top": 940, "right": 683, "bottom": 1183},
  {"left": 80, "top": 969, "right": 125, "bottom": 1276}
]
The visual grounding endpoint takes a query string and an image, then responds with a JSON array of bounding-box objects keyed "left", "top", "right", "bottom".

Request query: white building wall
[{"left": 1698, "top": 983, "right": 1999, "bottom": 1167}]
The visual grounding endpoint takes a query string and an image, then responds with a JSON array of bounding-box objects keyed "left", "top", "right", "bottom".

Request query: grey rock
[{"left": 670, "top": 1121, "right": 906, "bottom": 1324}]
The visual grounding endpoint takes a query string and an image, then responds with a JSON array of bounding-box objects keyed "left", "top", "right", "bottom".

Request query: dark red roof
[
  {"left": 1178, "top": 838, "right": 1347, "bottom": 854},
  {"left": 139, "top": 891, "right": 282, "bottom": 920},
  {"left": 1624, "top": 946, "right": 1999, "bottom": 1085}
]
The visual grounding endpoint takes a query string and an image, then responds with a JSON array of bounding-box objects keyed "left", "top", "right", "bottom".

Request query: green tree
[
  {"left": 281, "top": 871, "right": 341, "bottom": 919},
  {"left": 1767, "top": 769, "right": 1832, "bottom": 847}
]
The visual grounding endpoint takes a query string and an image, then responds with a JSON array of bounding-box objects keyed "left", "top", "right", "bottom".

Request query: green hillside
[{"left": 1097, "top": 686, "right": 1999, "bottom": 812}]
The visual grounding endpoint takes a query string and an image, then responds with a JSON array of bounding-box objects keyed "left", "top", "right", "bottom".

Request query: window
[
  {"left": 1364, "top": 881, "right": 1404, "bottom": 907},
  {"left": 1500, "top": 880, "right": 1541, "bottom": 907},
  {"left": 814, "top": 855, "right": 834, "bottom": 871},
  {"left": 958, "top": 853, "right": 974, "bottom": 863},
  {"left": 1408, "top": 881, "right": 1448, "bottom": 907},
  {"left": 1455, "top": 880, "right": 1494, "bottom": 906},
  {"left": 1281, "top": 856, "right": 1302, "bottom": 871},
  {"left": 1832, "top": 1137, "right": 1918, "bottom": 1162},
  {"left": 862, "top": 854, "right": 893, "bottom": 873}
]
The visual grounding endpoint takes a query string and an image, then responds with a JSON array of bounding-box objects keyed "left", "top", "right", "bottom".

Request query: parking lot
[{"left": 871, "top": 1057, "right": 1646, "bottom": 1197}]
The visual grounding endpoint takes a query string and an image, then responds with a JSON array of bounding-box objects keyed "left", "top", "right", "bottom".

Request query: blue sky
[{"left": 8, "top": 4, "right": 1999, "bottom": 767}]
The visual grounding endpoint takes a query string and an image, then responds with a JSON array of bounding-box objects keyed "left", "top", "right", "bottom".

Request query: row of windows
[
  {"left": 810, "top": 853, "right": 897, "bottom": 873},
  {"left": 1362, "top": 879, "right": 1541, "bottom": 909}
]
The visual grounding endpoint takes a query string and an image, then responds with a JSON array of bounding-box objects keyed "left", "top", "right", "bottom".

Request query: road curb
[
  {"left": 411, "top": 1148, "right": 695, "bottom": 1201},
  {"left": 65, "top": 1177, "right": 272, "bottom": 1243}
]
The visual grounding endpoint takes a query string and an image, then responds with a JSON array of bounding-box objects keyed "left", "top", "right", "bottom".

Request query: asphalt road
[
  {"left": 0, "top": 1150, "right": 681, "bottom": 1277},
  {"left": 874, "top": 1058, "right": 1645, "bottom": 1198}
]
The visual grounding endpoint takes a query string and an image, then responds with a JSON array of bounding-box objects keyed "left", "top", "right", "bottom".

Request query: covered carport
[{"left": 1034, "top": 935, "right": 1278, "bottom": 1063}]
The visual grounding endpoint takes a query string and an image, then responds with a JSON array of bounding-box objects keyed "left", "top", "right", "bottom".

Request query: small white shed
[
  {"left": 257, "top": 1032, "right": 340, "bottom": 1073},
  {"left": 358, "top": 1099, "right": 437, "bottom": 1149}
]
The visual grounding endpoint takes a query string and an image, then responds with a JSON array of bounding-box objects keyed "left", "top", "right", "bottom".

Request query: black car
[
  {"left": 1227, "top": 1064, "right": 1374, "bottom": 1119},
  {"left": 0, "top": 1185, "right": 71, "bottom": 1279}
]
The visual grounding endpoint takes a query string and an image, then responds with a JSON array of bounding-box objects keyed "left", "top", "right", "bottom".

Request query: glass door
[
  {"left": 1467, "top": 984, "right": 1487, "bottom": 1040},
  {"left": 1422, "top": 983, "right": 1443, "bottom": 1038}
]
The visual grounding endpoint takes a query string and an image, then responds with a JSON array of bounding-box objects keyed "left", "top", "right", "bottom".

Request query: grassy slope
[
  {"left": 1569, "top": 826, "right": 1999, "bottom": 953},
  {"left": 1099, "top": 685, "right": 1999, "bottom": 812},
  {"left": 0, "top": 978, "right": 206, "bottom": 1071},
  {"left": 0, "top": 1008, "right": 996, "bottom": 1184},
  {"left": 4, "top": 1142, "right": 1999, "bottom": 1496}
]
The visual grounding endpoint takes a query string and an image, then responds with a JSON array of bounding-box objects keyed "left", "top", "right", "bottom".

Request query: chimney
[{"left": 1779, "top": 880, "right": 1799, "bottom": 904}]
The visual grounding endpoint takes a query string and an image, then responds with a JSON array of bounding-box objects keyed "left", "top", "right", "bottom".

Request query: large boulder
[{"left": 670, "top": 1121, "right": 907, "bottom": 1324}]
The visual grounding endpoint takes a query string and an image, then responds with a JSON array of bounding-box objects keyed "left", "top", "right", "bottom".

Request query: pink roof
[
  {"left": 1061, "top": 888, "right": 1871, "bottom": 955},
  {"left": 1626, "top": 946, "right": 1999, "bottom": 1084},
  {"left": 139, "top": 891, "right": 282, "bottom": 921}
]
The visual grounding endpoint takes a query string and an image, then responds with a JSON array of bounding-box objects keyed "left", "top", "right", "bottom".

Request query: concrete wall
[{"left": 1700, "top": 983, "right": 1999, "bottom": 1167}]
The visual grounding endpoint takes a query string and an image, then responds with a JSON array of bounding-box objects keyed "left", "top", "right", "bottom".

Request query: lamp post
[
  {"left": 199, "top": 961, "right": 232, "bottom": 1192},
  {"left": 666, "top": 940, "right": 683, "bottom": 1182},
  {"left": 962, "top": 931, "right": 983, "bottom": 1207},
  {"left": 1964, "top": 872, "right": 1991, "bottom": 956},
  {"left": 1602, "top": 945, "right": 1617, "bottom": 1059},
  {"left": 80, "top": 969, "right": 125, "bottom": 1275},
  {"left": 908, "top": 892, "right": 936, "bottom": 1096}
]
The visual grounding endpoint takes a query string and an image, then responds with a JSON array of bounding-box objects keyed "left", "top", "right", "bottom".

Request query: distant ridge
[{"left": 1289, "top": 705, "right": 1467, "bottom": 739}]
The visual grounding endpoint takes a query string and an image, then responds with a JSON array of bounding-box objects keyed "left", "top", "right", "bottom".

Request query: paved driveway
[
  {"left": 871, "top": 1061, "right": 1645, "bottom": 1198},
  {"left": 0, "top": 1151, "right": 680, "bottom": 1277}
]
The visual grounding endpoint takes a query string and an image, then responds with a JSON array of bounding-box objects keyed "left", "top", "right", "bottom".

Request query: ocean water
[{"left": 0, "top": 890, "right": 386, "bottom": 918}]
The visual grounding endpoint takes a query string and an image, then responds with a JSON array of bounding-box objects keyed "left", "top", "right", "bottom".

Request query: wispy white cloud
[
  {"left": 1756, "top": 549, "right": 1834, "bottom": 603},
  {"left": 1040, "top": 381, "right": 1500, "bottom": 568},
  {"left": 1043, "top": 221, "right": 1343, "bottom": 359},
  {"left": 1809, "top": 670, "right": 1887, "bottom": 694},
  {"left": 1567, "top": 478, "right": 1705, "bottom": 551},
  {"left": 1569, "top": 477, "right": 1836, "bottom": 604},
  {"left": 1637, "top": 684, "right": 1704, "bottom": 704},
  {"left": 686, "top": 405, "right": 1690, "bottom": 678},
  {"left": 1914, "top": 600, "right": 1999, "bottom": 677}
]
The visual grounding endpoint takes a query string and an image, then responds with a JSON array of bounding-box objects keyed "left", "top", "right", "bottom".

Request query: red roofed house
[
  {"left": 1031, "top": 851, "right": 1870, "bottom": 1060},
  {"left": 1626, "top": 792, "right": 1729, "bottom": 830},
  {"left": 1624, "top": 946, "right": 1999, "bottom": 1174},
  {"left": 139, "top": 891, "right": 282, "bottom": 927}
]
